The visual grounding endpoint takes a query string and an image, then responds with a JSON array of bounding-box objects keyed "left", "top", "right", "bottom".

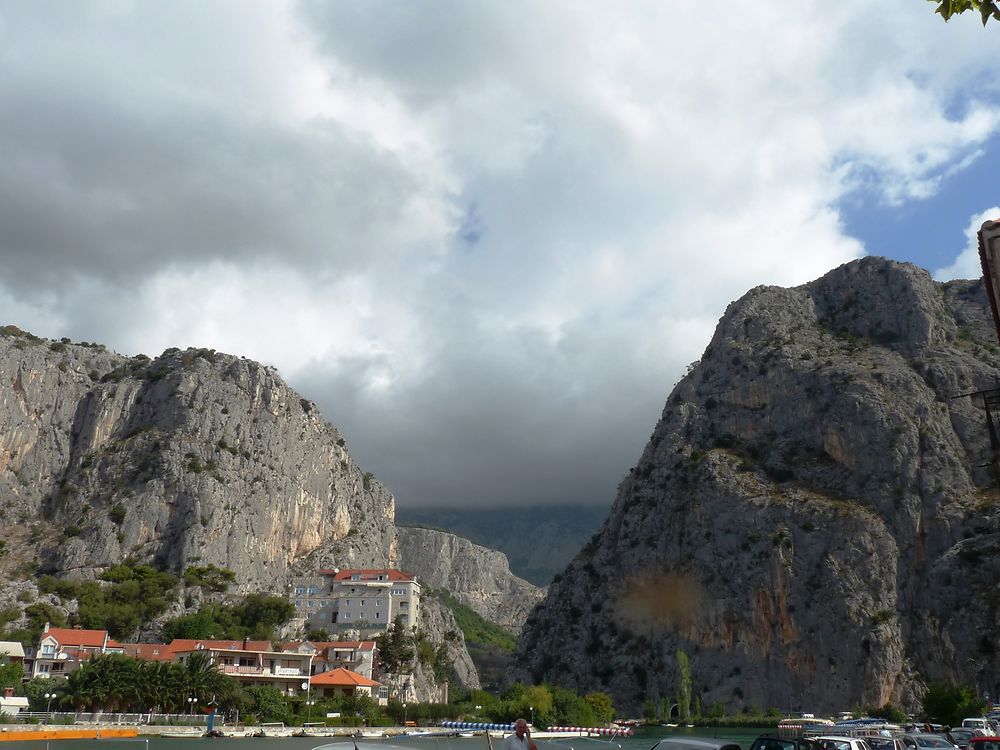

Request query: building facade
[
  {"left": 291, "top": 568, "right": 421, "bottom": 634},
  {"left": 281, "top": 640, "right": 377, "bottom": 680},
  {"left": 29, "top": 625, "right": 125, "bottom": 679}
]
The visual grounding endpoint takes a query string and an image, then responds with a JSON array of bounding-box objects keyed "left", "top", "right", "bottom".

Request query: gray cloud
[{"left": 1, "top": 1, "right": 999, "bottom": 509}]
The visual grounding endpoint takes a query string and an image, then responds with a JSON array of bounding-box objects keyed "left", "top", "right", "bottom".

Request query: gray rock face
[
  {"left": 514, "top": 258, "right": 1000, "bottom": 715},
  {"left": 396, "top": 527, "right": 545, "bottom": 634},
  {"left": 0, "top": 333, "right": 395, "bottom": 590}
]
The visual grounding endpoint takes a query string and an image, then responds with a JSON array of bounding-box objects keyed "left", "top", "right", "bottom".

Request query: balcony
[
  {"left": 217, "top": 664, "right": 307, "bottom": 678},
  {"left": 219, "top": 665, "right": 264, "bottom": 675}
]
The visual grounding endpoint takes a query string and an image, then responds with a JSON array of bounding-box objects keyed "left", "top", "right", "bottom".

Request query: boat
[
  {"left": 218, "top": 727, "right": 255, "bottom": 737},
  {"left": 159, "top": 729, "right": 204, "bottom": 738},
  {"left": 458, "top": 732, "right": 476, "bottom": 738},
  {"left": 260, "top": 723, "right": 295, "bottom": 737},
  {"left": 356, "top": 730, "right": 385, "bottom": 738}
]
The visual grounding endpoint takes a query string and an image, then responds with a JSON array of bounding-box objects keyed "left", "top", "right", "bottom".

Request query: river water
[{"left": 0, "top": 726, "right": 770, "bottom": 750}]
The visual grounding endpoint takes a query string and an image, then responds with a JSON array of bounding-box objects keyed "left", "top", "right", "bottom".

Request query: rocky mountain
[
  {"left": 514, "top": 258, "right": 1000, "bottom": 715},
  {"left": 0, "top": 331, "right": 395, "bottom": 589},
  {"left": 396, "top": 527, "right": 544, "bottom": 633},
  {"left": 396, "top": 505, "right": 607, "bottom": 585},
  {"left": 0, "top": 328, "right": 500, "bottom": 694}
]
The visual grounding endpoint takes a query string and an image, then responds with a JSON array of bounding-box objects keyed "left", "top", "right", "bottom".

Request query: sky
[{"left": 1, "top": 2, "right": 1000, "bottom": 511}]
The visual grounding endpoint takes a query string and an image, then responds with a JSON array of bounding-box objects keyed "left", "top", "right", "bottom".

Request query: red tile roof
[
  {"left": 44, "top": 628, "right": 122, "bottom": 649},
  {"left": 168, "top": 639, "right": 273, "bottom": 653},
  {"left": 317, "top": 568, "right": 416, "bottom": 582},
  {"left": 281, "top": 640, "right": 375, "bottom": 652},
  {"left": 310, "top": 667, "right": 379, "bottom": 687},
  {"left": 119, "top": 643, "right": 173, "bottom": 661}
]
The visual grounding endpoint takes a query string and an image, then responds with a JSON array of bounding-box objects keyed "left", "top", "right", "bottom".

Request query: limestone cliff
[
  {"left": 396, "top": 526, "right": 544, "bottom": 634},
  {"left": 0, "top": 332, "right": 395, "bottom": 590},
  {"left": 514, "top": 258, "right": 1000, "bottom": 714}
]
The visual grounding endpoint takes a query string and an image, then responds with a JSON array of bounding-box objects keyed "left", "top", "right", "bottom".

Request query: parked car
[
  {"left": 964, "top": 722, "right": 992, "bottom": 735},
  {"left": 650, "top": 738, "right": 743, "bottom": 750},
  {"left": 948, "top": 729, "right": 986, "bottom": 749},
  {"left": 812, "top": 736, "right": 875, "bottom": 750},
  {"left": 968, "top": 738, "right": 1000, "bottom": 750},
  {"left": 902, "top": 735, "right": 960, "bottom": 750},
  {"left": 749, "top": 735, "right": 824, "bottom": 750},
  {"left": 865, "top": 736, "right": 907, "bottom": 750}
]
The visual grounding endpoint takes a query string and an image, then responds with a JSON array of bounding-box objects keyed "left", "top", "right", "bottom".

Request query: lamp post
[
  {"left": 402, "top": 702, "right": 407, "bottom": 727},
  {"left": 302, "top": 681, "right": 315, "bottom": 723},
  {"left": 188, "top": 697, "right": 198, "bottom": 715},
  {"left": 475, "top": 704, "right": 482, "bottom": 718},
  {"left": 44, "top": 692, "right": 55, "bottom": 715},
  {"left": 529, "top": 706, "right": 534, "bottom": 727}
]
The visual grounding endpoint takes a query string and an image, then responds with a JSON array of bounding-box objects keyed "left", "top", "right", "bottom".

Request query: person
[{"left": 502, "top": 718, "right": 537, "bottom": 750}]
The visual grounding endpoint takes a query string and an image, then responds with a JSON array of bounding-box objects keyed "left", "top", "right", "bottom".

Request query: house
[
  {"left": 310, "top": 667, "right": 386, "bottom": 705},
  {"left": 170, "top": 639, "right": 313, "bottom": 696},
  {"left": 31, "top": 624, "right": 125, "bottom": 679},
  {"left": 290, "top": 568, "right": 421, "bottom": 634},
  {"left": 0, "top": 641, "right": 25, "bottom": 665},
  {"left": 0, "top": 687, "right": 29, "bottom": 718},
  {"left": 281, "top": 640, "right": 377, "bottom": 680},
  {"left": 119, "top": 642, "right": 173, "bottom": 662}
]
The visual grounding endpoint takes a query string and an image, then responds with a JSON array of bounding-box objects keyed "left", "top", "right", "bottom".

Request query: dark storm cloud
[{"left": 1, "top": 1, "right": 998, "bottom": 513}]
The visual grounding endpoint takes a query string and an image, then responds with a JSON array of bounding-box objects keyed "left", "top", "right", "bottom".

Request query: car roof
[{"left": 815, "top": 737, "right": 863, "bottom": 742}]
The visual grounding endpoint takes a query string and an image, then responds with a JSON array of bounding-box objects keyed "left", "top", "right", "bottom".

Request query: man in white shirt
[{"left": 502, "top": 719, "right": 537, "bottom": 750}]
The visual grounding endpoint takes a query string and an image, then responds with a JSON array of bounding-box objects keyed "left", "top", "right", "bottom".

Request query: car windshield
[
  {"left": 917, "top": 739, "right": 952, "bottom": 748},
  {"left": 868, "top": 739, "right": 895, "bottom": 750}
]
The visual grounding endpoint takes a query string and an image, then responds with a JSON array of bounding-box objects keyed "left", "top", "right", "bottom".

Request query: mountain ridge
[{"left": 514, "top": 257, "right": 1000, "bottom": 714}]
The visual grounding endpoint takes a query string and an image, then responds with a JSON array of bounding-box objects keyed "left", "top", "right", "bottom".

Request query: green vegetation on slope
[
  {"left": 161, "top": 593, "right": 295, "bottom": 641},
  {"left": 431, "top": 588, "right": 516, "bottom": 651}
]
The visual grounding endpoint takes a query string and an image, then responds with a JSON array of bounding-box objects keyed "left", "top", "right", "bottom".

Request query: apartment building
[
  {"left": 281, "top": 640, "right": 377, "bottom": 680},
  {"left": 171, "top": 639, "right": 312, "bottom": 696},
  {"left": 291, "top": 568, "right": 420, "bottom": 634}
]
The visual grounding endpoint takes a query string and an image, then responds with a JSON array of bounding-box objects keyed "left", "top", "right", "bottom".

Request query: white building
[
  {"left": 291, "top": 568, "right": 421, "bottom": 634},
  {"left": 30, "top": 624, "right": 125, "bottom": 679}
]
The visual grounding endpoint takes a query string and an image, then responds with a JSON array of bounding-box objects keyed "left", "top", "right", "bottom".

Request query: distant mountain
[
  {"left": 396, "top": 504, "right": 608, "bottom": 585},
  {"left": 514, "top": 257, "right": 1000, "bottom": 715}
]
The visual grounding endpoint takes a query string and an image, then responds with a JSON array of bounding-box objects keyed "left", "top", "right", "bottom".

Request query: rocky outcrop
[
  {"left": 515, "top": 258, "right": 1000, "bottom": 715},
  {"left": 396, "top": 527, "right": 544, "bottom": 633},
  {"left": 0, "top": 331, "right": 396, "bottom": 590}
]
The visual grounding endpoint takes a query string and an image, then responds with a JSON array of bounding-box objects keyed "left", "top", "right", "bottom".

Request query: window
[
  {"left": 307, "top": 601, "right": 314, "bottom": 608},
  {"left": 360, "top": 600, "right": 366, "bottom": 607},
  {"left": 375, "top": 599, "right": 382, "bottom": 607},
  {"left": 343, "top": 613, "right": 351, "bottom": 620},
  {"left": 295, "top": 586, "right": 305, "bottom": 594},
  {"left": 296, "top": 600, "right": 302, "bottom": 607},
  {"left": 308, "top": 585, "right": 318, "bottom": 594},
  {"left": 41, "top": 644, "right": 56, "bottom": 656},
  {"left": 375, "top": 612, "right": 381, "bottom": 620},
  {"left": 399, "top": 601, "right": 408, "bottom": 608},
  {"left": 359, "top": 612, "right": 367, "bottom": 620}
]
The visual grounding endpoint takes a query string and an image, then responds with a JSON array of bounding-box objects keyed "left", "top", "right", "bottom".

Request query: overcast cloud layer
[{"left": 2, "top": 2, "right": 999, "bottom": 509}]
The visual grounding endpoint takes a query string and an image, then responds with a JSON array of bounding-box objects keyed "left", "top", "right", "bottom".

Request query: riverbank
[{"left": 0, "top": 727, "right": 138, "bottom": 742}]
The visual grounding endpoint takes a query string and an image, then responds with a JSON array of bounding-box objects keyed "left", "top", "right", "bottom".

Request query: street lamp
[
  {"left": 529, "top": 706, "right": 534, "bottom": 726},
  {"left": 302, "top": 681, "right": 315, "bottom": 723},
  {"left": 44, "top": 692, "right": 55, "bottom": 715},
  {"left": 188, "top": 697, "right": 198, "bottom": 715},
  {"left": 402, "top": 702, "right": 407, "bottom": 727},
  {"left": 475, "top": 704, "right": 482, "bottom": 717}
]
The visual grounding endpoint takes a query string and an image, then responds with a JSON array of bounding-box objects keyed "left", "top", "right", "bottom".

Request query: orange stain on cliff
[{"left": 616, "top": 571, "right": 705, "bottom": 632}]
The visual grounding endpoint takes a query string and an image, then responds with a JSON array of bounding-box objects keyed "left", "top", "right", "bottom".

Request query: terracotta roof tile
[{"left": 310, "top": 667, "right": 379, "bottom": 687}]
